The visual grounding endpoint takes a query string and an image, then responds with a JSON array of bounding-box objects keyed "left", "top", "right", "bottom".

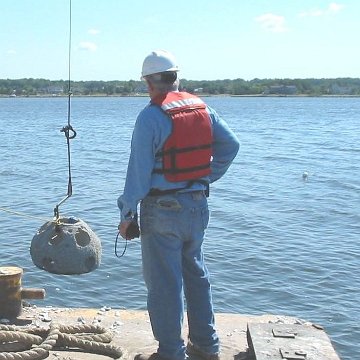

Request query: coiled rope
[{"left": 0, "top": 323, "right": 123, "bottom": 359}]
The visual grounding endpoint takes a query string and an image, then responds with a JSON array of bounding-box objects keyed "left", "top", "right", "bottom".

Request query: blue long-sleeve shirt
[{"left": 117, "top": 101, "right": 240, "bottom": 220}]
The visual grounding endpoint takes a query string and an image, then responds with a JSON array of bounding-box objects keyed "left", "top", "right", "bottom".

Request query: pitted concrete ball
[{"left": 30, "top": 217, "right": 102, "bottom": 275}]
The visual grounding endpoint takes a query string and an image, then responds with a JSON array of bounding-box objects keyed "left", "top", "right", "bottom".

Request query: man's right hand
[{"left": 118, "top": 219, "right": 140, "bottom": 240}]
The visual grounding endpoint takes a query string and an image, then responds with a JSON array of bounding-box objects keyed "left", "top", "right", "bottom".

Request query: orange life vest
[{"left": 152, "top": 92, "right": 212, "bottom": 182}]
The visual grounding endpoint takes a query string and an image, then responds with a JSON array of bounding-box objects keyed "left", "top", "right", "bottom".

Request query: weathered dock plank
[{"left": 247, "top": 322, "right": 340, "bottom": 360}]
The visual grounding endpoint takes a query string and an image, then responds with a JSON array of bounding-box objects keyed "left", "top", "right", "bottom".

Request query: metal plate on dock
[{"left": 247, "top": 323, "right": 341, "bottom": 360}]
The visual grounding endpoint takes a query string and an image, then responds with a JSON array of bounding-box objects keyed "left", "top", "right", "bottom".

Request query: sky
[{"left": 0, "top": 0, "right": 359, "bottom": 81}]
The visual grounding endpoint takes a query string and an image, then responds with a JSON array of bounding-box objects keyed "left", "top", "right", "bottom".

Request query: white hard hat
[{"left": 141, "top": 50, "right": 179, "bottom": 78}]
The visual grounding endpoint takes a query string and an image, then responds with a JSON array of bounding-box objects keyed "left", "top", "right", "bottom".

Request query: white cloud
[
  {"left": 88, "top": 29, "right": 100, "bottom": 35},
  {"left": 299, "top": 2, "right": 344, "bottom": 17},
  {"left": 6, "top": 49, "right": 17, "bottom": 55},
  {"left": 328, "top": 2, "right": 344, "bottom": 13},
  {"left": 255, "top": 13, "right": 288, "bottom": 33},
  {"left": 78, "top": 41, "right": 97, "bottom": 51}
]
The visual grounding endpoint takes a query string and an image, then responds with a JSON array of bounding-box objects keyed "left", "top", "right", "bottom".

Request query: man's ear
[{"left": 146, "top": 79, "right": 154, "bottom": 91}]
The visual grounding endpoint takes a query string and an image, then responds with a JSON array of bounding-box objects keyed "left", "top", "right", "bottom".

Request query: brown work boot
[
  {"left": 134, "top": 353, "right": 171, "bottom": 360},
  {"left": 186, "top": 341, "right": 220, "bottom": 360}
]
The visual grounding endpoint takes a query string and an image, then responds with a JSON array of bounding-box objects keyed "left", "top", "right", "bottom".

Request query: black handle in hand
[{"left": 126, "top": 215, "right": 140, "bottom": 239}]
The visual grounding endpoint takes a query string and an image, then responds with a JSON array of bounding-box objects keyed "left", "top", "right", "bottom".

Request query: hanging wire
[
  {"left": 0, "top": 206, "right": 51, "bottom": 222},
  {"left": 54, "top": 0, "right": 76, "bottom": 222},
  {"left": 1, "top": 1, "right": 75, "bottom": 225},
  {"left": 114, "top": 232, "right": 128, "bottom": 258}
]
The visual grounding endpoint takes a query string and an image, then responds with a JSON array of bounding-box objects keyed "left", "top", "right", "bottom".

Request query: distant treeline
[{"left": 2, "top": 77, "right": 360, "bottom": 96}]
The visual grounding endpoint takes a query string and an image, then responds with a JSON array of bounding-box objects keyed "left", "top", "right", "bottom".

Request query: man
[{"left": 118, "top": 50, "right": 239, "bottom": 360}]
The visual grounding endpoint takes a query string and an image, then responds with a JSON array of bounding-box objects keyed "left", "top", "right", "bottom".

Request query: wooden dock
[{"left": 0, "top": 306, "right": 341, "bottom": 359}]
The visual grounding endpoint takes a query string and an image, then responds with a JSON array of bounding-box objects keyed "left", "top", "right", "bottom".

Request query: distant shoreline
[
  {"left": 1, "top": 93, "right": 360, "bottom": 98},
  {"left": 2, "top": 78, "right": 360, "bottom": 97}
]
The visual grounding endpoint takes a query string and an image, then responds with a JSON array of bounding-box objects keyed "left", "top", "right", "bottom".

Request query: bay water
[{"left": 0, "top": 96, "right": 359, "bottom": 360}]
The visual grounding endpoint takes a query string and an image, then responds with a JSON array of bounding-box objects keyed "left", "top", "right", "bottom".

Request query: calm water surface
[{"left": 0, "top": 96, "right": 359, "bottom": 360}]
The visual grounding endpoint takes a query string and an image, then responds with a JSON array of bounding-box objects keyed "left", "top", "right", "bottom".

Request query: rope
[
  {"left": 0, "top": 207, "right": 50, "bottom": 222},
  {"left": 0, "top": 323, "right": 59, "bottom": 360},
  {"left": 0, "top": 323, "right": 123, "bottom": 359}
]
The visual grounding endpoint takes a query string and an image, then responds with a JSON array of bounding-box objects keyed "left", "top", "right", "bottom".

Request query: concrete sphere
[{"left": 30, "top": 217, "right": 102, "bottom": 275}]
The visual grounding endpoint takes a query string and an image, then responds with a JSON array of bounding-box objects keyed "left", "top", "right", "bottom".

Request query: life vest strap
[
  {"left": 156, "top": 143, "right": 212, "bottom": 157},
  {"left": 153, "top": 163, "right": 211, "bottom": 175}
]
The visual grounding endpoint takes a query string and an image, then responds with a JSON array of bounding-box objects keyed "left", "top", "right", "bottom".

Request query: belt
[
  {"left": 148, "top": 188, "right": 208, "bottom": 197},
  {"left": 148, "top": 188, "right": 184, "bottom": 196}
]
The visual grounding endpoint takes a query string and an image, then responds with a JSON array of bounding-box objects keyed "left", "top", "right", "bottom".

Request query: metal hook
[{"left": 61, "top": 124, "right": 77, "bottom": 140}]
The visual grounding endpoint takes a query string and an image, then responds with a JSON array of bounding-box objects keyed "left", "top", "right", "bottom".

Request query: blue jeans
[{"left": 140, "top": 191, "right": 219, "bottom": 360}]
